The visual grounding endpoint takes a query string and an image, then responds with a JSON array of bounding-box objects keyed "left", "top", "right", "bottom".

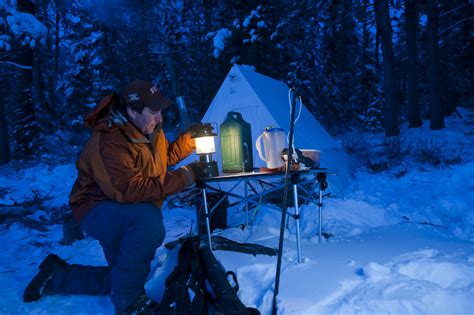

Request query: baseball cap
[{"left": 122, "top": 80, "right": 172, "bottom": 111}]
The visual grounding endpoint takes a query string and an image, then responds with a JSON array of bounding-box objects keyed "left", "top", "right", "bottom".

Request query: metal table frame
[{"left": 198, "top": 168, "right": 335, "bottom": 263}]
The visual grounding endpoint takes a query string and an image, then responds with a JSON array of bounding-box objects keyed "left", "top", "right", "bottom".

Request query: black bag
[
  {"left": 160, "top": 237, "right": 260, "bottom": 315},
  {"left": 195, "top": 192, "right": 229, "bottom": 234}
]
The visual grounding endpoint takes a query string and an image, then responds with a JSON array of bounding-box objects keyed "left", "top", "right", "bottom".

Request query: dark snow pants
[{"left": 49, "top": 200, "right": 166, "bottom": 311}]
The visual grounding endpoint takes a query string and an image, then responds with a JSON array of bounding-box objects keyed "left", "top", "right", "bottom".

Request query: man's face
[{"left": 128, "top": 106, "right": 163, "bottom": 135}]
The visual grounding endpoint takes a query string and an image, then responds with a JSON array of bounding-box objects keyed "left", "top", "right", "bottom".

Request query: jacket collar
[{"left": 110, "top": 108, "right": 152, "bottom": 144}]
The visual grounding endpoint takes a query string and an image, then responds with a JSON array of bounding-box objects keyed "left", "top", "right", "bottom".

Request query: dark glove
[{"left": 186, "top": 161, "right": 207, "bottom": 182}]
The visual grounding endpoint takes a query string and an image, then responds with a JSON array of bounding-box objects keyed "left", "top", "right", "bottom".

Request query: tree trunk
[
  {"left": 405, "top": 0, "right": 422, "bottom": 128},
  {"left": 14, "top": 0, "right": 37, "bottom": 157},
  {"left": 361, "top": 0, "right": 370, "bottom": 113},
  {"left": 362, "top": 0, "right": 369, "bottom": 52},
  {"left": 374, "top": 0, "right": 399, "bottom": 136},
  {"left": 54, "top": 2, "right": 60, "bottom": 77},
  {"left": 48, "top": 0, "right": 61, "bottom": 114},
  {"left": 0, "top": 102, "right": 11, "bottom": 164},
  {"left": 427, "top": 0, "right": 444, "bottom": 130}
]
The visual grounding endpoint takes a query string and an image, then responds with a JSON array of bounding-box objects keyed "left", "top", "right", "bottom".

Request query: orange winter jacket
[{"left": 69, "top": 94, "right": 196, "bottom": 223}]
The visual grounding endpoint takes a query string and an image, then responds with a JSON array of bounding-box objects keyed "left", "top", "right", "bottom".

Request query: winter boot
[
  {"left": 116, "top": 294, "right": 160, "bottom": 315},
  {"left": 23, "top": 253, "right": 68, "bottom": 302}
]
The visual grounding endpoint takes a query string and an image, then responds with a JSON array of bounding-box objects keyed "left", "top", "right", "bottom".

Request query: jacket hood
[
  {"left": 84, "top": 94, "right": 120, "bottom": 131},
  {"left": 84, "top": 93, "right": 151, "bottom": 144}
]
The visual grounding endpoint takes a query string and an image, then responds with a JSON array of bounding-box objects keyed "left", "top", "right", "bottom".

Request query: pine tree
[
  {"left": 7, "top": 0, "right": 46, "bottom": 158},
  {"left": 58, "top": 0, "right": 114, "bottom": 128}
]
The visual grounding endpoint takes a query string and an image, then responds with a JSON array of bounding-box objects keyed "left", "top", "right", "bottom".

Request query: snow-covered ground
[{"left": 1, "top": 109, "right": 474, "bottom": 314}]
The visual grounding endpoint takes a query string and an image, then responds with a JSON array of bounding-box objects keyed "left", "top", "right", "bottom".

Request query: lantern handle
[
  {"left": 210, "top": 122, "right": 218, "bottom": 135},
  {"left": 199, "top": 121, "right": 218, "bottom": 136}
]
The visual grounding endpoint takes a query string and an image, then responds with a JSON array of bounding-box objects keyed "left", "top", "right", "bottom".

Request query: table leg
[
  {"left": 245, "top": 180, "right": 249, "bottom": 228},
  {"left": 293, "top": 184, "right": 302, "bottom": 263},
  {"left": 202, "top": 187, "right": 212, "bottom": 249},
  {"left": 318, "top": 188, "right": 323, "bottom": 244}
]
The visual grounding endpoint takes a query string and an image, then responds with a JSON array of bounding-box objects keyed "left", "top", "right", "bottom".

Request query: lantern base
[{"left": 198, "top": 157, "right": 219, "bottom": 178}]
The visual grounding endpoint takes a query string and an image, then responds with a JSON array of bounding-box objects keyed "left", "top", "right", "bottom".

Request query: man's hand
[{"left": 186, "top": 161, "right": 207, "bottom": 181}]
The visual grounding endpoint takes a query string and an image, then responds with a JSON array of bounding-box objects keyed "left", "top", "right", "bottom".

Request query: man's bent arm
[
  {"left": 93, "top": 138, "right": 194, "bottom": 203},
  {"left": 167, "top": 131, "right": 196, "bottom": 166}
]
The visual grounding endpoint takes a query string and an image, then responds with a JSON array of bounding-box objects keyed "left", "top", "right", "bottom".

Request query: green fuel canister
[{"left": 220, "top": 111, "right": 253, "bottom": 173}]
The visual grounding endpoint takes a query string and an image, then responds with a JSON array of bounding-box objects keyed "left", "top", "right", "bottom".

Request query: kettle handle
[{"left": 255, "top": 134, "right": 266, "bottom": 162}]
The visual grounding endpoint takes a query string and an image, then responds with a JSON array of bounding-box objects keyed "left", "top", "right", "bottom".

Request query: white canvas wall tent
[{"left": 179, "top": 64, "right": 350, "bottom": 195}]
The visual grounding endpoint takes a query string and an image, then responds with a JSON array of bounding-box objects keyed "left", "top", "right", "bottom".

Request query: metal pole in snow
[{"left": 272, "top": 88, "right": 298, "bottom": 315}]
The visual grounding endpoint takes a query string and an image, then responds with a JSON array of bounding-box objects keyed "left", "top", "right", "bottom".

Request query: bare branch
[
  {"left": 2, "top": 214, "right": 50, "bottom": 232},
  {"left": 0, "top": 186, "right": 15, "bottom": 199},
  {"left": 0, "top": 186, "right": 54, "bottom": 215},
  {"left": 0, "top": 61, "right": 33, "bottom": 70},
  {"left": 439, "top": 4, "right": 468, "bottom": 18},
  {"left": 439, "top": 17, "right": 472, "bottom": 38},
  {"left": 0, "top": 205, "right": 37, "bottom": 216}
]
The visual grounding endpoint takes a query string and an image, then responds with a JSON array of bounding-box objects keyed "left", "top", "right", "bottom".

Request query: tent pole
[{"left": 272, "top": 88, "right": 298, "bottom": 315}]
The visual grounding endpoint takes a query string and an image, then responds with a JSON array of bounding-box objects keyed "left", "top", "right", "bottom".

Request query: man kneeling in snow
[{"left": 23, "top": 80, "right": 205, "bottom": 314}]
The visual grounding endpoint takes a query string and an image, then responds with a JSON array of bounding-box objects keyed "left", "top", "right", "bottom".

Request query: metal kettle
[{"left": 255, "top": 127, "right": 286, "bottom": 169}]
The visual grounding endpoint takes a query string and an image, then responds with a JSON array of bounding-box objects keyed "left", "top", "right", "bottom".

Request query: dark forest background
[{"left": 0, "top": 0, "right": 472, "bottom": 164}]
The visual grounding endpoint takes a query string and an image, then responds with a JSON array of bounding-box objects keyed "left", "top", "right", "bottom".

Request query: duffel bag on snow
[{"left": 159, "top": 237, "right": 259, "bottom": 315}]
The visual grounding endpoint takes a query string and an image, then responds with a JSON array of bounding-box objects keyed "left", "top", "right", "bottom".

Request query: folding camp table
[{"left": 198, "top": 168, "right": 336, "bottom": 263}]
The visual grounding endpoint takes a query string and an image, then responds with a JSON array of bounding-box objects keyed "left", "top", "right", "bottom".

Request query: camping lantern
[{"left": 192, "top": 123, "right": 219, "bottom": 178}]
